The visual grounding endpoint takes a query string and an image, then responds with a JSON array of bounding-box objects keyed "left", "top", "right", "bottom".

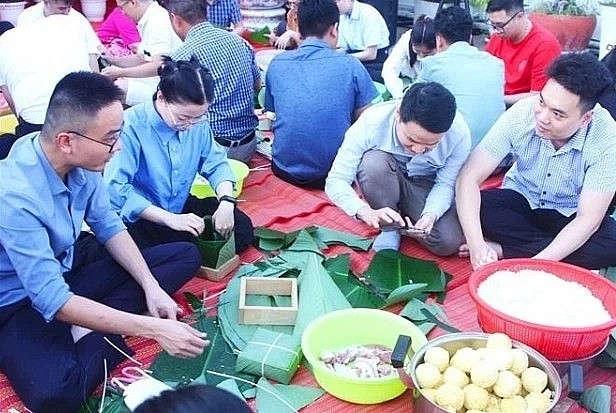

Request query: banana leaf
[
  {"left": 276, "top": 230, "right": 324, "bottom": 267},
  {"left": 150, "top": 317, "right": 258, "bottom": 391},
  {"left": 78, "top": 390, "right": 129, "bottom": 413},
  {"left": 599, "top": 266, "right": 616, "bottom": 283},
  {"left": 324, "top": 254, "right": 386, "bottom": 309},
  {"left": 254, "top": 227, "right": 316, "bottom": 251},
  {"left": 255, "top": 378, "right": 324, "bottom": 413},
  {"left": 384, "top": 283, "right": 428, "bottom": 307},
  {"left": 217, "top": 379, "right": 245, "bottom": 401},
  {"left": 248, "top": 26, "right": 272, "bottom": 45},
  {"left": 363, "top": 249, "right": 448, "bottom": 295},
  {"left": 311, "top": 227, "right": 373, "bottom": 251},
  {"left": 595, "top": 331, "right": 616, "bottom": 368},
  {"left": 293, "top": 252, "right": 352, "bottom": 336},
  {"left": 580, "top": 385, "right": 611, "bottom": 413}
]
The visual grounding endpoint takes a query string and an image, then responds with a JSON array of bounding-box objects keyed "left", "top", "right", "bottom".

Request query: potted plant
[
  {"left": 599, "top": 0, "right": 616, "bottom": 58},
  {"left": 530, "top": 0, "right": 597, "bottom": 51},
  {"left": 470, "top": 0, "right": 489, "bottom": 20},
  {"left": 0, "top": 0, "right": 27, "bottom": 26}
]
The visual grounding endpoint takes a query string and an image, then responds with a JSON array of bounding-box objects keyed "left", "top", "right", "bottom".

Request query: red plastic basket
[{"left": 468, "top": 259, "right": 616, "bottom": 361}]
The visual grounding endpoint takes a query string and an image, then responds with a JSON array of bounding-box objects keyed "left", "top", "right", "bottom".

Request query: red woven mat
[{"left": 1, "top": 159, "right": 614, "bottom": 412}]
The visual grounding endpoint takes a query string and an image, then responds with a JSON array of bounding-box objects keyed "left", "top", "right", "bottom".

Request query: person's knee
[
  {"left": 234, "top": 210, "right": 255, "bottom": 253},
  {"left": 423, "top": 228, "right": 464, "bottom": 256},
  {"left": 358, "top": 150, "right": 394, "bottom": 177}
]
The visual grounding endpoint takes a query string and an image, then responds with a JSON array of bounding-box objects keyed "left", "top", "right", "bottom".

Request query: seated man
[
  {"left": 101, "top": 0, "right": 182, "bottom": 106},
  {"left": 165, "top": 0, "right": 261, "bottom": 162},
  {"left": 335, "top": 0, "right": 390, "bottom": 81},
  {"left": 207, "top": 0, "right": 245, "bottom": 35},
  {"left": 325, "top": 82, "right": 471, "bottom": 256},
  {"left": 104, "top": 58, "right": 255, "bottom": 254},
  {"left": 417, "top": 6, "right": 505, "bottom": 149},
  {"left": 0, "top": 72, "right": 207, "bottom": 412},
  {"left": 17, "top": 0, "right": 102, "bottom": 70},
  {"left": 264, "top": 0, "right": 377, "bottom": 189},
  {"left": 456, "top": 52, "right": 616, "bottom": 270},
  {"left": 485, "top": 0, "right": 561, "bottom": 106},
  {"left": 0, "top": 15, "right": 98, "bottom": 138}
]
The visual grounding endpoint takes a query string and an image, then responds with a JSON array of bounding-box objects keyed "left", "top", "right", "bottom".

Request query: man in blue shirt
[
  {"left": 0, "top": 72, "right": 207, "bottom": 412},
  {"left": 456, "top": 53, "right": 616, "bottom": 270},
  {"left": 326, "top": 82, "right": 471, "bottom": 255},
  {"left": 265, "top": 0, "right": 377, "bottom": 189},
  {"left": 417, "top": 6, "right": 505, "bottom": 149},
  {"left": 165, "top": 0, "right": 261, "bottom": 163}
]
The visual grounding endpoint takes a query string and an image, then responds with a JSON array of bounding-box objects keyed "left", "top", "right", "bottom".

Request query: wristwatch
[{"left": 219, "top": 195, "right": 237, "bottom": 205}]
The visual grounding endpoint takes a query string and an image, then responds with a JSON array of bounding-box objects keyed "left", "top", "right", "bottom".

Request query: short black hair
[
  {"left": 0, "top": 21, "right": 14, "bottom": 37},
  {"left": 42, "top": 72, "right": 124, "bottom": 138},
  {"left": 298, "top": 0, "right": 339, "bottom": 39},
  {"left": 133, "top": 384, "right": 252, "bottom": 413},
  {"left": 400, "top": 82, "right": 456, "bottom": 133},
  {"left": 163, "top": 0, "right": 206, "bottom": 25},
  {"left": 547, "top": 52, "right": 613, "bottom": 113},
  {"left": 158, "top": 57, "right": 215, "bottom": 105},
  {"left": 408, "top": 15, "right": 436, "bottom": 67},
  {"left": 434, "top": 6, "right": 473, "bottom": 45},
  {"left": 486, "top": 0, "right": 523, "bottom": 14}
]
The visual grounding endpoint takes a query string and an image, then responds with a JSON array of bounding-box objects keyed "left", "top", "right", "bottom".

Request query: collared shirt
[
  {"left": 137, "top": 1, "right": 182, "bottom": 57},
  {"left": 325, "top": 101, "right": 471, "bottom": 219},
  {"left": 338, "top": 1, "right": 390, "bottom": 51},
  {"left": 265, "top": 38, "right": 377, "bottom": 181},
  {"left": 0, "top": 135, "right": 125, "bottom": 322},
  {"left": 104, "top": 98, "right": 235, "bottom": 222},
  {"left": 207, "top": 0, "right": 241, "bottom": 29},
  {"left": 480, "top": 97, "right": 616, "bottom": 216},
  {"left": 416, "top": 42, "right": 505, "bottom": 148},
  {"left": 0, "top": 15, "right": 95, "bottom": 124},
  {"left": 16, "top": 3, "right": 102, "bottom": 53},
  {"left": 172, "top": 22, "right": 259, "bottom": 141},
  {"left": 381, "top": 29, "right": 421, "bottom": 99}
]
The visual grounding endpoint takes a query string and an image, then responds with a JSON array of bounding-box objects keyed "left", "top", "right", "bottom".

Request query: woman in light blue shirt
[{"left": 105, "top": 58, "right": 254, "bottom": 253}]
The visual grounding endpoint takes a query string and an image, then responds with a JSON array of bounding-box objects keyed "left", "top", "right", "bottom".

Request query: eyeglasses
[
  {"left": 488, "top": 11, "right": 521, "bottom": 33},
  {"left": 67, "top": 130, "right": 120, "bottom": 153},
  {"left": 165, "top": 100, "right": 208, "bottom": 127}
]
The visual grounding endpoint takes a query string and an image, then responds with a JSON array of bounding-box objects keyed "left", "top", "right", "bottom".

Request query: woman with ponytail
[{"left": 105, "top": 57, "right": 254, "bottom": 254}]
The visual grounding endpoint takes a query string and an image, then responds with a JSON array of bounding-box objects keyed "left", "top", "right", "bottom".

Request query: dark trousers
[
  {"left": 0, "top": 133, "right": 19, "bottom": 160},
  {"left": 348, "top": 47, "right": 388, "bottom": 83},
  {"left": 480, "top": 189, "right": 616, "bottom": 269},
  {"left": 16, "top": 117, "right": 43, "bottom": 138},
  {"left": 271, "top": 160, "right": 326, "bottom": 190},
  {"left": 126, "top": 195, "right": 254, "bottom": 254},
  {"left": 0, "top": 235, "right": 201, "bottom": 413}
]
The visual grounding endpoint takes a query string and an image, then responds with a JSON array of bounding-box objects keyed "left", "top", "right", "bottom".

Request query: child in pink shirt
[{"left": 96, "top": 7, "right": 140, "bottom": 56}]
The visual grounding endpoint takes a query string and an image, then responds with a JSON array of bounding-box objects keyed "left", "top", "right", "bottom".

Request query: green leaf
[
  {"left": 311, "top": 227, "right": 374, "bottom": 251},
  {"left": 419, "top": 308, "right": 461, "bottom": 333},
  {"left": 255, "top": 377, "right": 325, "bottom": 413},
  {"left": 595, "top": 332, "right": 616, "bottom": 368},
  {"left": 243, "top": 387, "right": 257, "bottom": 399},
  {"left": 151, "top": 317, "right": 257, "bottom": 391},
  {"left": 183, "top": 291, "right": 203, "bottom": 311},
  {"left": 77, "top": 391, "right": 130, "bottom": 413},
  {"left": 277, "top": 230, "right": 325, "bottom": 268},
  {"left": 599, "top": 266, "right": 616, "bottom": 283},
  {"left": 254, "top": 227, "right": 317, "bottom": 251},
  {"left": 580, "top": 385, "right": 611, "bottom": 413},
  {"left": 416, "top": 321, "right": 436, "bottom": 335},
  {"left": 324, "top": 254, "right": 386, "bottom": 309},
  {"left": 293, "top": 253, "right": 352, "bottom": 336},
  {"left": 384, "top": 283, "right": 428, "bottom": 307},
  {"left": 216, "top": 379, "right": 246, "bottom": 402},
  {"left": 363, "top": 250, "right": 448, "bottom": 295}
]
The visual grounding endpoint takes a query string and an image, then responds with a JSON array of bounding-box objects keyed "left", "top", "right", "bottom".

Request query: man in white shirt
[
  {"left": 335, "top": 0, "right": 389, "bottom": 80},
  {"left": 0, "top": 15, "right": 96, "bottom": 137},
  {"left": 101, "top": 0, "right": 182, "bottom": 106},
  {"left": 17, "top": 0, "right": 102, "bottom": 71}
]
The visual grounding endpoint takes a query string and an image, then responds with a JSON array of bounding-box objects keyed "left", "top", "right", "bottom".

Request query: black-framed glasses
[
  {"left": 67, "top": 131, "right": 120, "bottom": 153},
  {"left": 488, "top": 11, "right": 521, "bottom": 32}
]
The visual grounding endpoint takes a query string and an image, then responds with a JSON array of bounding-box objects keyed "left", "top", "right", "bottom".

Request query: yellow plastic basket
[
  {"left": 0, "top": 114, "right": 17, "bottom": 135},
  {"left": 190, "top": 159, "right": 249, "bottom": 199}
]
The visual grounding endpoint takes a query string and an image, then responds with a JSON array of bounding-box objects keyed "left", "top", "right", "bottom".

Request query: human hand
[
  {"left": 101, "top": 65, "right": 123, "bottom": 80},
  {"left": 165, "top": 213, "right": 205, "bottom": 236},
  {"left": 275, "top": 30, "right": 296, "bottom": 49},
  {"left": 213, "top": 202, "right": 235, "bottom": 238},
  {"left": 144, "top": 283, "right": 181, "bottom": 320},
  {"left": 356, "top": 206, "right": 404, "bottom": 229},
  {"left": 469, "top": 242, "right": 499, "bottom": 269},
  {"left": 402, "top": 213, "right": 436, "bottom": 239},
  {"left": 152, "top": 319, "right": 209, "bottom": 358}
]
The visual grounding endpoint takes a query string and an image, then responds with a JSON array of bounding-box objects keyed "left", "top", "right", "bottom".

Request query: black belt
[{"left": 214, "top": 130, "right": 255, "bottom": 148}]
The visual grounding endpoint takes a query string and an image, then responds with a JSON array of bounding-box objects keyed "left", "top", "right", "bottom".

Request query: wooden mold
[
  {"left": 197, "top": 254, "right": 240, "bottom": 282},
  {"left": 239, "top": 277, "right": 298, "bottom": 325}
]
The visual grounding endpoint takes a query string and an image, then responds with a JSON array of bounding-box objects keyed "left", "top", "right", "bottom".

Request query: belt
[{"left": 214, "top": 130, "right": 255, "bottom": 148}]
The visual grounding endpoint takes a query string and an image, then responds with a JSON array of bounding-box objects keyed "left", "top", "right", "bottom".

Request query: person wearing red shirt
[{"left": 485, "top": 0, "right": 561, "bottom": 106}]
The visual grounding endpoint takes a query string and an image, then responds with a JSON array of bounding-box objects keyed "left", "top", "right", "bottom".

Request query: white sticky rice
[{"left": 477, "top": 269, "right": 612, "bottom": 328}]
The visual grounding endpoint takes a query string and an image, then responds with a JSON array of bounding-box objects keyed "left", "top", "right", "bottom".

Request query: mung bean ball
[
  {"left": 450, "top": 347, "right": 480, "bottom": 373},
  {"left": 510, "top": 348, "right": 530, "bottom": 375},
  {"left": 500, "top": 395, "right": 527, "bottom": 412},
  {"left": 424, "top": 346, "right": 450, "bottom": 372},
  {"left": 486, "top": 332, "right": 512, "bottom": 350},
  {"left": 443, "top": 365, "right": 470, "bottom": 388},
  {"left": 463, "top": 383, "right": 490, "bottom": 410},
  {"left": 521, "top": 366, "right": 548, "bottom": 393},
  {"left": 435, "top": 382, "right": 465, "bottom": 411},
  {"left": 525, "top": 389, "right": 552, "bottom": 412},
  {"left": 470, "top": 359, "right": 499, "bottom": 388},
  {"left": 415, "top": 362, "right": 442, "bottom": 389},
  {"left": 484, "top": 348, "right": 514, "bottom": 371},
  {"left": 493, "top": 370, "right": 522, "bottom": 398}
]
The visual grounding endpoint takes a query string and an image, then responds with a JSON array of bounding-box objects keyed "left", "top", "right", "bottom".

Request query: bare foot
[{"left": 458, "top": 241, "right": 504, "bottom": 259}]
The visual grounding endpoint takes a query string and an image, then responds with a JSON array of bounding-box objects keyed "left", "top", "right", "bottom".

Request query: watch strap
[{"left": 219, "top": 195, "right": 237, "bottom": 205}]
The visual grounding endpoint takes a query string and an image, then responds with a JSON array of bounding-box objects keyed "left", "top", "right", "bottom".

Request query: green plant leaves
[
  {"left": 324, "top": 255, "right": 386, "bottom": 309},
  {"left": 255, "top": 378, "right": 324, "bottom": 413}
]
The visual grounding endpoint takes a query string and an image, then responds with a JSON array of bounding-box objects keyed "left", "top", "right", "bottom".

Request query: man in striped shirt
[{"left": 456, "top": 52, "right": 616, "bottom": 270}]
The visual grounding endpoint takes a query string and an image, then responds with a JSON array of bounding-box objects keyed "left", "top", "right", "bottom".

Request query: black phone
[{"left": 380, "top": 220, "right": 426, "bottom": 234}]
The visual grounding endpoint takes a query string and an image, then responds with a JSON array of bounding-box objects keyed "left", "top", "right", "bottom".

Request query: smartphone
[{"left": 380, "top": 221, "right": 426, "bottom": 234}]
